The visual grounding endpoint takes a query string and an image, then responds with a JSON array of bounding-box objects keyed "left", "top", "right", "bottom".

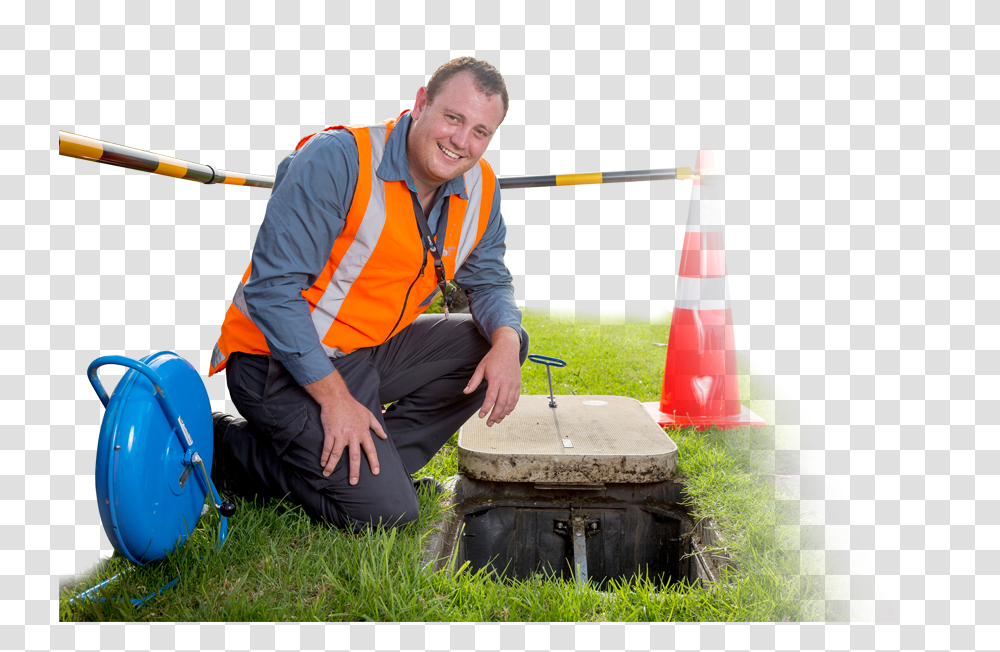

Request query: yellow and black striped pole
[
  {"left": 58, "top": 131, "right": 275, "bottom": 188},
  {"left": 498, "top": 168, "right": 691, "bottom": 189},
  {"left": 58, "top": 131, "right": 693, "bottom": 190}
]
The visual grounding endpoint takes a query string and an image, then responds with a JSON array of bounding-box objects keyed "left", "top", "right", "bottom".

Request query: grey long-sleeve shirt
[{"left": 241, "top": 111, "right": 524, "bottom": 386}]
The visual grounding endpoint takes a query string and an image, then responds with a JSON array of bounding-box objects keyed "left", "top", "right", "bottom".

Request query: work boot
[
  {"left": 412, "top": 476, "right": 445, "bottom": 497},
  {"left": 211, "top": 411, "right": 238, "bottom": 495}
]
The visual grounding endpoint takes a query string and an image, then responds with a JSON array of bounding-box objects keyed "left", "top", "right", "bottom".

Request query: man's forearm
[
  {"left": 465, "top": 283, "right": 523, "bottom": 345},
  {"left": 491, "top": 324, "right": 521, "bottom": 347},
  {"left": 302, "top": 368, "right": 353, "bottom": 409}
]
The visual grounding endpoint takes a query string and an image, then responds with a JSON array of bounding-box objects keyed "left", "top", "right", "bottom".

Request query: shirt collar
[{"left": 376, "top": 110, "right": 469, "bottom": 201}]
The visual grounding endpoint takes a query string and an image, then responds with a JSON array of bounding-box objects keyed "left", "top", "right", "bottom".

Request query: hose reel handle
[
  {"left": 87, "top": 355, "right": 234, "bottom": 521},
  {"left": 88, "top": 356, "right": 186, "bottom": 435}
]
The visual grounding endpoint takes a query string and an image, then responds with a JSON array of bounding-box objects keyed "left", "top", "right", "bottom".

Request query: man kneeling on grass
[{"left": 207, "top": 57, "right": 528, "bottom": 530}]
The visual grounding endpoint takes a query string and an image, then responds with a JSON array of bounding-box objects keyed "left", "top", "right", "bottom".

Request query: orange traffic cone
[{"left": 643, "top": 151, "right": 765, "bottom": 430}]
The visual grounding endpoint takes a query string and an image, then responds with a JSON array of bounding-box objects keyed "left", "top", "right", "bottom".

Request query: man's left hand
[{"left": 463, "top": 326, "right": 522, "bottom": 427}]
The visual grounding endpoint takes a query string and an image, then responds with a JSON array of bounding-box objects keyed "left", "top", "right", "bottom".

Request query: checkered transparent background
[{"left": 3, "top": 0, "right": 999, "bottom": 648}]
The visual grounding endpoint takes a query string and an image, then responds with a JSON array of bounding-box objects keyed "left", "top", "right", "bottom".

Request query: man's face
[{"left": 406, "top": 71, "right": 505, "bottom": 192}]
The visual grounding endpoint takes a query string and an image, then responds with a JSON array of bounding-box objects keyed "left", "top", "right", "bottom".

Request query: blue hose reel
[{"left": 74, "top": 351, "right": 234, "bottom": 606}]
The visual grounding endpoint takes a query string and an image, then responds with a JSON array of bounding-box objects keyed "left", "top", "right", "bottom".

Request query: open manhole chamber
[
  {"left": 424, "top": 395, "right": 724, "bottom": 589},
  {"left": 427, "top": 477, "right": 723, "bottom": 590}
]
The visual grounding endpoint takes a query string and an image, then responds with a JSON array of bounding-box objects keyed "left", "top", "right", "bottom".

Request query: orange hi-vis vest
[{"left": 208, "top": 116, "right": 497, "bottom": 376}]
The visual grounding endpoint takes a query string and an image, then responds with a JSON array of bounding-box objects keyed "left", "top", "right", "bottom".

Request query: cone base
[{"left": 642, "top": 402, "right": 766, "bottom": 430}]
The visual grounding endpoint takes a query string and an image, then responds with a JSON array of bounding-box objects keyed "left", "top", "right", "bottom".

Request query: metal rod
[
  {"left": 571, "top": 515, "right": 589, "bottom": 588},
  {"left": 57, "top": 130, "right": 693, "bottom": 191},
  {"left": 191, "top": 453, "right": 222, "bottom": 509},
  {"left": 545, "top": 366, "right": 556, "bottom": 408},
  {"left": 191, "top": 451, "right": 236, "bottom": 518}
]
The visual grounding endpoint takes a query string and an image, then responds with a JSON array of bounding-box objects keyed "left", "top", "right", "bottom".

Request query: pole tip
[{"left": 693, "top": 150, "right": 722, "bottom": 184}]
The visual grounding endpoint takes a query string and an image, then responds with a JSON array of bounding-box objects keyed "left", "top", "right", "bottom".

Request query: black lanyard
[{"left": 409, "top": 192, "right": 452, "bottom": 319}]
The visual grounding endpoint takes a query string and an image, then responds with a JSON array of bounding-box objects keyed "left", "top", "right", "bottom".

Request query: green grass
[{"left": 60, "top": 311, "right": 817, "bottom": 622}]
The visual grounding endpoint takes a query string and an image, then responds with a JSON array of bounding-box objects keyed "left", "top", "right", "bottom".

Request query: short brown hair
[{"left": 425, "top": 57, "right": 509, "bottom": 119}]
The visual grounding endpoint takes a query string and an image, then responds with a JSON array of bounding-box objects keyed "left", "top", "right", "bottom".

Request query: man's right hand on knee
[{"left": 303, "top": 370, "right": 388, "bottom": 485}]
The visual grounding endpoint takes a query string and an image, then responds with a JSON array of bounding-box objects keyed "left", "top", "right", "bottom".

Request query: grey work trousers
[{"left": 219, "top": 314, "right": 529, "bottom": 531}]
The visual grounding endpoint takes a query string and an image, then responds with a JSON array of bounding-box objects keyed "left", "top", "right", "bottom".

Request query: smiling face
[{"left": 405, "top": 71, "right": 506, "bottom": 200}]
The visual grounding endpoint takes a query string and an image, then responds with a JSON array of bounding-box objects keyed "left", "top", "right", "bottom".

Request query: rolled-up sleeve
[
  {"left": 242, "top": 132, "right": 358, "bottom": 385},
  {"left": 454, "top": 177, "right": 525, "bottom": 345}
]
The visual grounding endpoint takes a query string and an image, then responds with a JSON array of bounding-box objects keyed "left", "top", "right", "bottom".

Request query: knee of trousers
[
  {"left": 341, "top": 490, "right": 421, "bottom": 532},
  {"left": 518, "top": 327, "right": 530, "bottom": 366}
]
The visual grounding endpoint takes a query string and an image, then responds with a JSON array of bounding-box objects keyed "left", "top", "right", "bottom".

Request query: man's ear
[{"left": 411, "top": 86, "right": 428, "bottom": 120}]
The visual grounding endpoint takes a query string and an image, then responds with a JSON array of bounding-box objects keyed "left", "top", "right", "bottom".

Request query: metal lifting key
[{"left": 527, "top": 355, "right": 567, "bottom": 407}]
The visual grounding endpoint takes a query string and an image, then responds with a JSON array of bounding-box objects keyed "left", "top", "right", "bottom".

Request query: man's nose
[{"left": 450, "top": 126, "right": 471, "bottom": 150}]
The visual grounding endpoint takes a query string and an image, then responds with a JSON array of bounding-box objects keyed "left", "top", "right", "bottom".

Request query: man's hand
[
  {"left": 463, "top": 326, "right": 522, "bottom": 427},
  {"left": 303, "top": 370, "right": 388, "bottom": 485}
]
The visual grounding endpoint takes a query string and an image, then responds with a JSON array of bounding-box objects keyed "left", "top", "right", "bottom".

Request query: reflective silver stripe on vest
[
  {"left": 310, "top": 124, "right": 389, "bottom": 353},
  {"left": 321, "top": 343, "right": 348, "bottom": 358},
  {"left": 210, "top": 342, "right": 224, "bottom": 369},
  {"left": 454, "top": 162, "right": 485, "bottom": 269},
  {"left": 232, "top": 282, "right": 251, "bottom": 318},
  {"left": 213, "top": 282, "right": 256, "bottom": 366},
  {"left": 674, "top": 276, "right": 730, "bottom": 311}
]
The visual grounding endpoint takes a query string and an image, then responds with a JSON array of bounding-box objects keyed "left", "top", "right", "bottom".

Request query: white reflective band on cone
[
  {"left": 674, "top": 276, "right": 730, "bottom": 311},
  {"left": 684, "top": 177, "right": 725, "bottom": 229}
]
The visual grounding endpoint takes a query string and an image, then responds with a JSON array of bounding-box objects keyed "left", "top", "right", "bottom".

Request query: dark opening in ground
[
  {"left": 428, "top": 476, "right": 714, "bottom": 590},
  {"left": 456, "top": 503, "right": 693, "bottom": 589}
]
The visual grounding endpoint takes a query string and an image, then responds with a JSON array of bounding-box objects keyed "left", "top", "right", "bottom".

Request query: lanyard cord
[{"left": 408, "top": 192, "right": 451, "bottom": 316}]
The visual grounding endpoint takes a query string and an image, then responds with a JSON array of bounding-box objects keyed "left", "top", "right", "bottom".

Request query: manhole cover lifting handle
[{"left": 527, "top": 355, "right": 567, "bottom": 408}]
